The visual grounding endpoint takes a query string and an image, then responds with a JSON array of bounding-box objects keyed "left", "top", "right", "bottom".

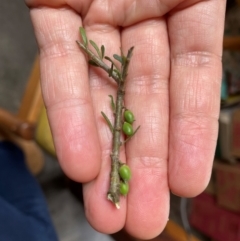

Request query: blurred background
[{"left": 0, "top": 1, "right": 240, "bottom": 241}]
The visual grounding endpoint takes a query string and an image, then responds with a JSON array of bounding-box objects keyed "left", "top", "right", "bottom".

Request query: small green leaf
[
  {"left": 101, "top": 111, "right": 113, "bottom": 133},
  {"left": 121, "top": 56, "right": 127, "bottom": 66},
  {"left": 108, "top": 95, "right": 115, "bottom": 112},
  {"left": 105, "top": 56, "right": 119, "bottom": 77},
  {"left": 88, "top": 60, "right": 99, "bottom": 67},
  {"left": 105, "top": 56, "right": 114, "bottom": 64},
  {"left": 132, "top": 125, "right": 140, "bottom": 136},
  {"left": 120, "top": 49, "right": 126, "bottom": 65},
  {"left": 113, "top": 69, "right": 121, "bottom": 78},
  {"left": 105, "top": 56, "right": 116, "bottom": 67},
  {"left": 79, "top": 27, "right": 88, "bottom": 47},
  {"left": 101, "top": 45, "right": 105, "bottom": 59},
  {"left": 113, "top": 54, "right": 123, "bottom": 64},
  {"left": 109, "top": 63, "right": 114, "bottom": 77},
  {"left": 89, "top": 40, "right": 102, "bottom": 59},
  {"left": 127, "top": 46, "right": 134, "bottom": 59}
]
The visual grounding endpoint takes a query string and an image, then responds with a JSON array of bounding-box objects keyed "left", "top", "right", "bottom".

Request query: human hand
[{"left": 25, "top": 0, "right": 226, "bottom": 239}]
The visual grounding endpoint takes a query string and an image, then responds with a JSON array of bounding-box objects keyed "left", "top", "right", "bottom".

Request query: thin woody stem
[
  {"left": 107, "top": 86, "right": 125, "bottom": 208},
  {"left": 107, "top": 49, "right": 134, "bottom": 208},
  {"left": 76, "top": 41, "right": 120, "bottom": 84},
  {"left": 77, "top": 31, "right": 134, "bottom": 208}
]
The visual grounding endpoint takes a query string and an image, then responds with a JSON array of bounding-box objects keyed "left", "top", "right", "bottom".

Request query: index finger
[{"left": 29, "top": 7, "right": 101, "bottom": 182}]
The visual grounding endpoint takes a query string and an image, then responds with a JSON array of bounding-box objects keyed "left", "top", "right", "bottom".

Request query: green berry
[
  {"left": 119, "top": 164, "right": 131, "bottom": 181},
  {"left": 124, "top": 110, "right": 135, "bottom": 124},
  {"left": 122, "top": 122, "right": 133, "bottom": 136},
  {"left": 119, "top": 182, "right": 129, "bottom": 196}
]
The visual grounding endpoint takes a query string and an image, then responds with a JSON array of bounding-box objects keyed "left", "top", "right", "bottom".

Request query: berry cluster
[
  {"left": 122, "top": 109, "right": 135, "bottom": 136},
  {"left": 119, "top": 164, "right": 131, "bottom": 196},
  {"left": 119, "top": 109, "right": 136, "bottom": 196}
]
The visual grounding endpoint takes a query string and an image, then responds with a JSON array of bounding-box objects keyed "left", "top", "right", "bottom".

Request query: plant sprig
[{"left": 77, "top": 27, "right": 139, "bottom": 209}]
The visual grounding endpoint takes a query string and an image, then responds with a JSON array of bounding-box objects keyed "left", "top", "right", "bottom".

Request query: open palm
[{"left": 26, "top": 0, "right": 226, "bottom": 239}]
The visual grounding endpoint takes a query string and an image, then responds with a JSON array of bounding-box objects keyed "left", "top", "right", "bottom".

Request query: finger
[
  {"left": 82, "top": 25, "right": 127, "bottom": 233},
  {"left": 168, "top": 0, "right": 226, "bottom": 196},
  {"left": 25, "top": 0, "right": 92, "bottom": 13},
  {"left": 81, "top": 0, "right": 187, "bottom": 27},
  {"left": 29, "top": 8, "right": 101, "bottom": 182},
  {"left": 121, "top": 19, "right": 170, "bottom": 239}
]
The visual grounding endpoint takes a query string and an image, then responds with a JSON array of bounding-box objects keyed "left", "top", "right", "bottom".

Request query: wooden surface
[
  {"left": 0, "top": 55, "right": 43, "bottom": 140},
  {"left": 17, "top": 55, "right": 43, "bottom": 123},
  {"left": 0, "top": 54, "right": 45, "bottom": 174},
  {"left": 0, "top": 108, "right": 35, "bottom": 140},
  {"left": 223, "top": 36, "right": 240, "bottom": 51}
]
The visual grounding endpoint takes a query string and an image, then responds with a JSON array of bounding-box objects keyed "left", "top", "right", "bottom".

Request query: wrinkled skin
[{"left": 25, "top": 0, "right": 226, "bottom": 239}]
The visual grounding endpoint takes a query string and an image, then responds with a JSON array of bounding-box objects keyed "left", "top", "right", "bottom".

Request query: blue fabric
[{"left": 0, "top": 141, "right": 58, "bottom": 241}]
